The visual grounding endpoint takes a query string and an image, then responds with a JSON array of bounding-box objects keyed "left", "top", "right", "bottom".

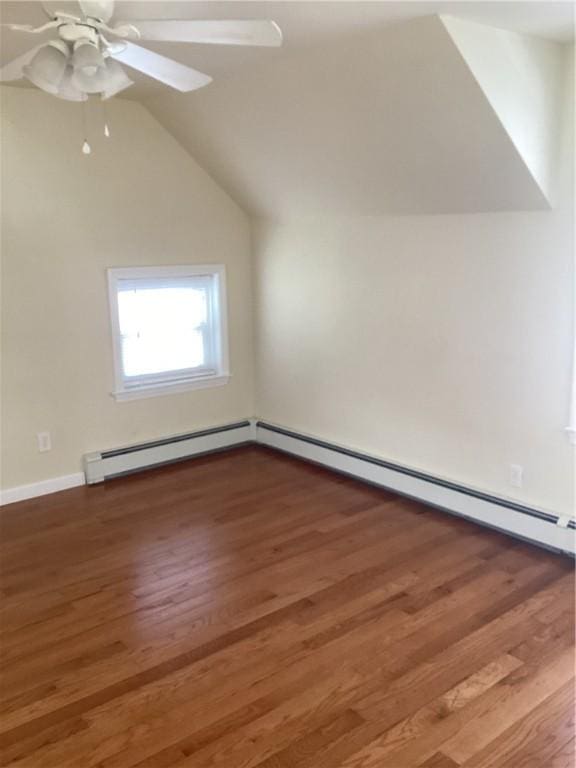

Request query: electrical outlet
[
  {"left": 510, "top": 464, "right": 523, "bottom": 488},
  {"left": 37, "top": 432, "right": 51, "bottom": 453}
]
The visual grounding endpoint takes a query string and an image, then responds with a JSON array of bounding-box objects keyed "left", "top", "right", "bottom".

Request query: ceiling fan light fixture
[
  {"left": 72, "top": 40, "right": 105, "bottom": 75},
  {"left": 4, "top": 4, "right": 284, "bottom": 108},
  {"left": 71, "top": 41, "right": 108, "bottom": 93},
  {"left": 72, "top": 67, "right": 108, "bottom": 93},
  {"left": 55, "top": 67, "right": 88, "bottom": 101},
  {"left": 22, "top": 40, "right": 69, "bottom": 95}
]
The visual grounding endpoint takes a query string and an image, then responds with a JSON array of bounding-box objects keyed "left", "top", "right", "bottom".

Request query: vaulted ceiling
[
  {"left": 144, "top": 9, "right": 570, "bottom": 217},
  {"left": 1, "top": 2, "right": 573, "bottom": 217}
]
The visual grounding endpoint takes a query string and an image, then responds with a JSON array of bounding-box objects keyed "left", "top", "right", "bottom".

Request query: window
[{"left": 108, "top": 265, "right": 229, "bottom": 401}]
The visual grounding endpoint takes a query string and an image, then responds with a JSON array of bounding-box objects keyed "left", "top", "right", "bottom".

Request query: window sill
[{"left": 112, "top": 374, "right": 230, "bottom": 402}]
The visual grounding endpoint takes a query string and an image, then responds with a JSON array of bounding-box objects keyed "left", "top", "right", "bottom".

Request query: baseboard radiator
[
  {"left": 84, "top": 420, "right": 253, "bottom": 484},
  {"left": 256, "top": 421, "right": 576, "bottom": 556},
  {"left": 12, "top": 417, "right": 574, "bottom": 556}
]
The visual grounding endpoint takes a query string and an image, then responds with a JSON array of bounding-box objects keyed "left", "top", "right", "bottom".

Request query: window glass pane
[{"left": 117, "top": 284, "right": 209, "bottom": 377}]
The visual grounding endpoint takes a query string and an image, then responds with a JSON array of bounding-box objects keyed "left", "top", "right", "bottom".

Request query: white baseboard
[
  {"left": 2, "top": 418, "right": 574, "bottom": 558},
  {"left": 0, "top": 421, "right": 253, "bottom": 506},
  {"left": 256, "top": 421, "right": 576, "bottom": 556},
  {"left": 84, "top": 420, "right": 253, "bottom": 484},
  {"left": 0, "top": 473, "right": 86, "bottom": 506}
]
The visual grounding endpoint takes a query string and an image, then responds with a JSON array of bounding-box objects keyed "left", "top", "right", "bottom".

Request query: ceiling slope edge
[
  {"left": 440, "top": 14, "right": 567, "bottom": 208},
  {"left": 144, "top": 14, "right": 559, "bottom": 218},
  {"left": 136, "top": 99, "right": 251, "bottom": 219}
]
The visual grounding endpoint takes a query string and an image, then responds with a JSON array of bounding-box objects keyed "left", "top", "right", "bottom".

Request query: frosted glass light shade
[
  {"left": 23, "top": 41, "right": 68, "bottom": 95},
  {"left": 24, "top": 39, "right": 133, "bottom": 100},
  {"left": 71, "top": 42, "right": 109, "bottom": 93},
  {"left": 55, "top": 68, "right": 88, "bottom": 102},
  {"left": 72, "top": 65, "right": 108, "bottom": 93},
  {"left": 72, "top": 41, "right": 104, "bottom": 76},
  {"left": 101, "top": 60, "right": 133, "bottom": 99}
]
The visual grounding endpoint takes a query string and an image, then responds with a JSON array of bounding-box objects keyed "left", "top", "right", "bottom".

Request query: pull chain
[
  {"left": 81, "top": 99, "right": 91, "bottom": 155},
  {"left": 102, "top": 98, "right": 111, "bottom": 138}
]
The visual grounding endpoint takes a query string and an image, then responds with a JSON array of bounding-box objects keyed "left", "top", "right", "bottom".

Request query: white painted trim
[
  {"left": 256, "top": 422, "right": 575, "bottom": 556},
  {"left": 0, "top": 473, "right": 85, "bottom": 506},
  {"left": 2, "top": 419, "right": 572, "bottom": 558},
  {"left": 84, "top": 421, "right": 252, "bottom": 484},
  {"left": 107, "top": 264, "right": 230, "bottom": 402},
  {"left": 112, "top": 374, "right": 230, "bottom": 401}
]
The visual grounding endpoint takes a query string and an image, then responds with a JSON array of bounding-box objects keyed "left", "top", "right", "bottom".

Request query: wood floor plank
[
  {"left": 420, "top": 754, "right": 460, "bottom": 768},
  {"left": 336, "top": 622, "right": 572, "bottom": 768},
  {"left": 439, "top": 647, "right": 575, "bottom": 764},
  {"left": 459, "top": 680, "right": 575, "bottom": 768},
  {"left": 0, "top": 446, "right": 573, "bottom": 768},
  {"left": 549, "top": 735, "right": 576, "bottom": 768},
  {"left": 321, "top": 655, "right": 523, "bottom": 768}
]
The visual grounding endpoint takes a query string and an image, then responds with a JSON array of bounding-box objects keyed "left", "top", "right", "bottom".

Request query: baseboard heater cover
[
  {"left": 84, "top": 420, "right": 253, "bottom": 484},
  {"left": 11, "top": 418, "right": 575, "bottom": 556},
  {"left": 255, "top": 421, "right": 575, "bottom": 556}
]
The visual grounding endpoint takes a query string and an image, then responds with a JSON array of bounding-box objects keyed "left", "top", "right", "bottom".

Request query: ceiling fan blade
[
  {"left": 123, "top": 20, "right": 283, "bottom": 47},
  {"left": 0, "top": 45, "right": 43, "bottom": 81},
  {"left": 78, "top": 0, "right": 115, "bottom": 22},
  {"left": 0, "top": 24, "right": 36, "bottom": 32},
  {"left": 110, "top": 42, "right": 212, "bottom": 92},
  {"left": 41, "top": 1, "right": 82, "bottom": 19}
]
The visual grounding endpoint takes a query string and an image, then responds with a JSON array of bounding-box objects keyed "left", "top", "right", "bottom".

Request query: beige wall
[
  {"left": 1, "top": 67, "right": 574, "bottom": 518},
  {"left": 0, "top": 87, "right": 254, "bottom": 489},
  {"left": 254, "top": 44, "right": 574, "bottom": 519},
  {"left": 253, "top": 134, "right": 575, "bottom": 518}
]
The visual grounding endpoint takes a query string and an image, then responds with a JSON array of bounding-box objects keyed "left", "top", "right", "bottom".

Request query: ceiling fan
[{"left": 0, "top": 0, "right": 283, "bottom": 101}]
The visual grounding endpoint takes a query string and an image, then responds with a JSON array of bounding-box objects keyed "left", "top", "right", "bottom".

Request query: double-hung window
[{"left": 108, "top": 265, "right": 229, "bottom": 400}]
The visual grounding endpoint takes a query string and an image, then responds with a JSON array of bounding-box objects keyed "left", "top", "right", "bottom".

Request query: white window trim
[{"left": 107, "top": 265, "right": 230, "bottom": 402}]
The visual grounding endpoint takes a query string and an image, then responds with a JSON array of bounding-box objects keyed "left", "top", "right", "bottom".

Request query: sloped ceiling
[
  {"left": 144, "top": 12, "right": 568, "bottom": 217},
  {"left": 1, "top": 2, "right": 571, "bottom": 217},
  {"left": 442, "top": 15, "right": 566, "bottom": 204}
]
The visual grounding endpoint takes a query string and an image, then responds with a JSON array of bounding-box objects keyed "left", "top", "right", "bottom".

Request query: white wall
[
  {"left": 253, "top": 48, "right": 575, "bottom": 517},
  {"left": 0, "top": 87, "right": 254, "bottom": 490}
]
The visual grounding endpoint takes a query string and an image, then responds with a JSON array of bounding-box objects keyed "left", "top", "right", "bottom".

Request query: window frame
[{"left": 107, "top": 265, "right": 230, "bottom": 402}]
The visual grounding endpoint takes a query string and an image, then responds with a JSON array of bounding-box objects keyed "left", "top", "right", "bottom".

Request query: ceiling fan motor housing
[{"left": 57, "top": 22, "right": 99, "bottom": 47}]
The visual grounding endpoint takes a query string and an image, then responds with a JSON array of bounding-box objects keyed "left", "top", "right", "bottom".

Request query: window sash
[
  {"left": 108, "top": 266, "right": 228, "bottom": 398},
  {"left": 117, "top": 277, "right": 215, "bottom": 381}
]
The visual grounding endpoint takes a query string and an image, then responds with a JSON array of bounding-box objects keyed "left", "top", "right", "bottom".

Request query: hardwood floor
[{"left": 0, "top": 445, "right": 574, "bottom": 767}]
